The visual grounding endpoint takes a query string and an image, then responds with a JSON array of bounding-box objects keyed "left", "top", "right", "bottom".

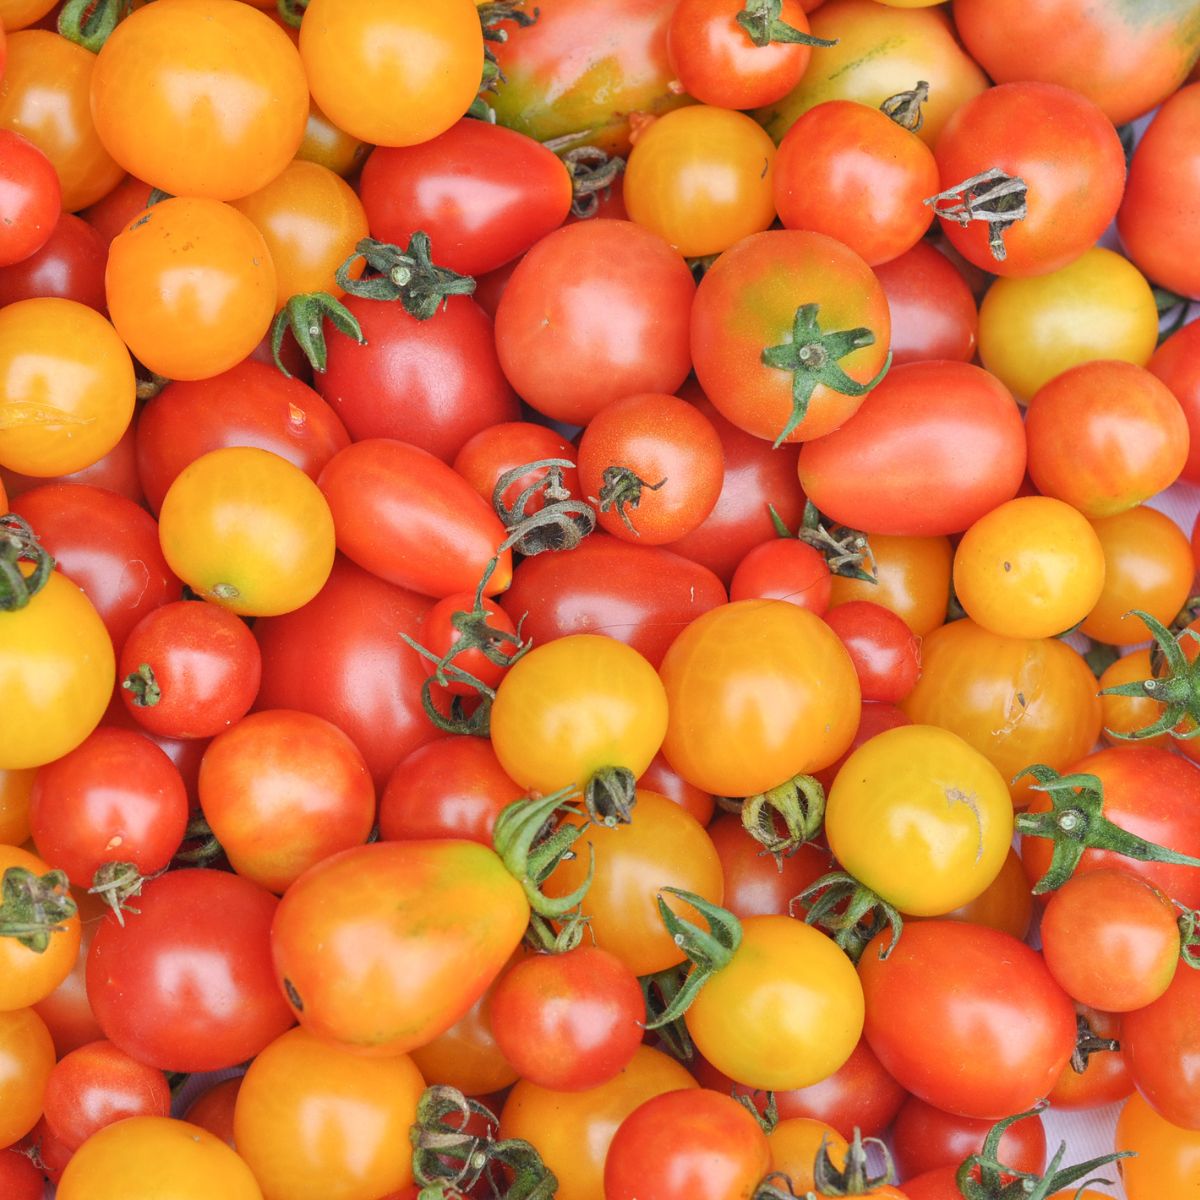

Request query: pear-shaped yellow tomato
[
  {"left": 826, "top": 725, "right": 1013, "bottom": 916},
  {"left": 659, "top": 599, "right": 860, "bottom": 797}
]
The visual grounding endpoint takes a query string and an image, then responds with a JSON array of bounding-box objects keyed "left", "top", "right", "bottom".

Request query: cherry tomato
[
  {"left": 80, "top": 175, "right": 153, "bottom": 249},
  {"left": 0, "top": 1007, "right": 54, "bottom": 1150},
  {"left": 31, "top": 889, "right": 106, "bottom": 1059},
  {"left": 660, "top": 599, "right": 859, "bottom": 797},
  {"left": 359, "top": 120, "right": 573, "bottom": 277},
  {"left": 1048, "top": 1007, "right": 1132, "bottom": 1111},
  {"left": 0, "top": 129, "right": 57, "bottom": 267},
  {"left": 419, "top": 592, "right": 518, "bottom": 697},
  {"left": 577, "top": 393, "right": 725, "bottom": 545},
  {"left": 1, "top": 423, "right": 143, "bottom": 508},
  {"left": 0, "top": 0, "right": 54, "bottom": 29},
  {"left": 0, "top": 213, "right": 107, "bottom": 312},
  {"left": 183, "top": 1077, "right": 240, "bottom": 1150},
  {"left": 892, "top": 1096, "right": 1046, "bottom": 1180},
  {"left": 544, "top": 789, "right": 723, "bottom": 976},
  {"left": 453, "top": 422, "right": 580, "bottom": 518},
  {"left": 813, "top": 699, "right": 912, "bottom": 793},
  {"left": 858, "top": 921, "right": 1076, "bottom": 1119},
  {"left": 233, "top": 1026, "right": 424, "bottom": 1200},
  {"left": 0, "top": 298, "right": 134, "bottom": 479},
  {"left": 1100, "top": 649, "right": 1169, "bottom": 749},
  {"left": 730, "top": 539, "right": 831, "bottom": 611},
  {"left": 639, "top": 752, "right": 716, "bottom": 826},
  {"left": 939, "top": 847, "right": 1033, "bottom": 943},
  {"left": 56, "top": 1117, "right": 262, "bottom": 1200},
  {"left": 490, "top": 946, "right": 643, "bottom": 1092},
  {"left": 1149, "top": 317, "right": 1200, "bottom": 486},
  {"left": 823, "top": 601, "right": 920, "bottom": 703},
  {"left": 0, "top": 767, "right": 33, "bottom": 846},
  {"left": 296, "top": 97, "right": 368, "bottom": 179},
  {"left": 0, "top": 1146, "right": 42, "bottom": 1200},
  {"left": 92, "top": 0, "right": 308, "bottom": 200},
  {"left": 87, "top": 868, "right": 294, "bottom": 1072},
  {"left": 828, "top": 534, "right": 953, "bottom": 638},
  {"left": 874, "top": 242, "right": 979, "bottom": 366},
  {"left": 1117, "top": 1089, "right": 1200, "bottom": 1199},
  {"left": 605, "top": 1089, "right": 771, "bottom": 1200},
  {"left": 105, "top": 197, "right": 277, "bottom": 381},
  {"left": 709, "top": 813, "right": 830, "bottom": 920}
]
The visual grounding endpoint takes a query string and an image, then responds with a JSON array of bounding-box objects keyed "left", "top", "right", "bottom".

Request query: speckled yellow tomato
[
  {"left": 659, "top": 599, "right": 860, "bottom": 797},
  {"left": 157, "top": 448, "right": 334, "bottom": 618},
  {"left": 826, "top": 725, "right": 1013, "bottom": 916},
  {"left": 954, "top": 497, "right": 1106, "bottom": 640},
  {"left": 624, "top": 106, "right": 777, "bottom": 257}
]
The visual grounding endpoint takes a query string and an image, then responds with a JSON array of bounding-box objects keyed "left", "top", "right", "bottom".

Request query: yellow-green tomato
[
  {"left": 978, "top": 247, "right": 1158, "bottom": 401},
  {"left": 825, "top": 725, "right": 1013, "bottom": 917},
  {"left": 686, "top": 914, "right": 864, "bottom": 1091},
  {"left": 624, "top": 106, "right": 777, "bottom": 257},
  {"left": 953, "top": 496, "right": 1106, "bottom": 640},
  {"left": 490, "top": 634, "right": 668, "bottom": 795}
]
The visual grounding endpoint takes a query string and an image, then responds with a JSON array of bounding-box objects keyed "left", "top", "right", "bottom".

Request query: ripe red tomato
[
  {"left": 823, "top": 600, "right": 921, "bottom": 704},
  {"left": 419, "top": 591, "right": 519, "bottom": 696},
  {"left": 729, "top": 539, "right": 832, "bottom": 611},
  {"left": 873, "top": 242, "right": 978, "bottom": 366},
  {"left": 891, "top": 1095, "right": 1046, "bottom": 1180},
  {"left": 0, "top": 127, "right": 59, "bottom": 269},
  {"left": 1048, "top": 1007, "right": 1132, "bottom": 1111},
  {"left": 0, "top": 1147, "right": 42, "bottom": 1200},
  {"left": 1149, "top": 318, "right": 1200, "bottom": 485},
  {"left": 1124, "top": 964, "right": 1200, "bottom": 1130},
  {"left": 708, "top": 813, "right": 831, "bottom": 919},
  {"left": 453, "top": 422, "right": 581, "bottom": 518}
]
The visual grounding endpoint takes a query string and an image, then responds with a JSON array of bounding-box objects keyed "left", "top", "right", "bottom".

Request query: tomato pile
[{"left": 2, "top": 0, "right": 1200, "bottom": 1197}]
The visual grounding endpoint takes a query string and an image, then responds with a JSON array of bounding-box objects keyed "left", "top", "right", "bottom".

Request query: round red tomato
[
  {"left": 873, "top": 242, "right": 978, "bottom": 366},
  {"left": 0, "top": 129, "right": 59, "bottom": 267},
  {"left": 822, "top": 600, "right": 921, "bottom": 704},
  {"left": 892, "top": 1095, "right": 1046, "bottom": 1180},
  {"left": 0, "top": 213, "right": 104, "bottom": 311},
  {"left": 1149, "top": 317, "right": 1200, "bottom": 486},
  {"left": 453, "top": 421, "right": 581, "bottom": 518}
]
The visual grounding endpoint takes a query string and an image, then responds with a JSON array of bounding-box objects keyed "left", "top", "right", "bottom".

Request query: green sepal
[
  {"left": 643, "top": 888, "right": 742, "bottom": 1029},
  {"left": 796, "top": 870, "right": 903, "bottom": 963},
  {"left": 276, "top": 0, "right": 307, "bottom": 28},
  {"left": 639, "top": 964, "right": 696, "bottom": 1061},
  {"left": 1069, "top": 1010, "right": 1120, "bottom": 1074},
  {"left": 760, "top": 304, "right": 891, "bottom": 447},
  {"left": 797, "top": 501, "right": 877, "bottom": 583},
  {"left": 721, "top": 773, "right": 825, "bottom": 860},
  {"left": 564, "top": 146, "right": 625, "bottom": 219},
  {"left": 813, "top": 1128, "right": 897, "bottom": 1196},
  {"left": 0, "top": 515, "right": 55, "bottom": 612},
  {"left": 737, "top": 0, "right": 838, "bottom": 47},
  {"left": 270, "top": 291, "right": 365, "bottom": 378},
  {"left": 0, "top": 866, "right": 77, "bottom": 953},
  {"left": 122, "top": 663, "right": 161, "bottom": 708},
  {"left": 1014, "top": 763, "right": 1200, "bottom": 894},
  {"left": 336, "top": 233, "right": 476, "bottom": 320},
  {"left": 594, "top": 466, "right": 666, "bottom": 536},
  {"left": 585, "top": 767, "right": 638, "bottom": 827},
  {"left": 88, "top": 861, "right": 150, "bottom": 926},
  {"left": 58, "top": 0, "right": 130, "bottom": 52}
]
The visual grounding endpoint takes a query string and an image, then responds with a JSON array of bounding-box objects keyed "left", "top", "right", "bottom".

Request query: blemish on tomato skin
[{"left": 283, "top": 978, "right": 304, "bottom": 1011}]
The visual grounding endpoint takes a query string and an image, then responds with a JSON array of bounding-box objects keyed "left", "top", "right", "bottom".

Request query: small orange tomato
[
  {"left": 0, "top": 1006, "right": 55, "bottom": 1149},
  {"left": 0, "top": 769, "right": 34, "bottom": 846},
  {"left": 0, "top": 298, "right": 135, "bottom": 478},
  {"left": 106, "top": 198, "right": 277, "bottom": 382},
  {"left": 157, "top": 447, "right": 335, "bottom": 617},
  {"left": 768, "top": 1117, "right": 848, "bottom": 1193},
  {"left": 939, "top": 847, "right": 1033, "bottom": 941},
  {"left": 953, "top": 496, "right": 1106, "bottom": 640},
  {"left": 828, "top": 533, "right": 953, "bottom": 637},
  {"left": 231, "top": 161, "right": 368, "bottom": 308},
  {"left": 1099, "top": 650, "right": 1168, "bottom": 748},
  {"left": 296, "top": 99, "right": 370, "bottom": 178}
]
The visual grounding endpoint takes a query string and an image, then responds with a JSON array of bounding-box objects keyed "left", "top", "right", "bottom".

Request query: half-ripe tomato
[
  {"left": 0, "top": 1007, "right": 55, "bottom": 1150},
  {"left": 91, "top": 0, "right": 308, "bottom": 200},
  {"left": 775, "top": 100, "right": 936, "bottom": 266},
  {"left": 1048, "top": 1007, "right": 1132, "bottom": 1110},
  {"left": 902, "top": 620, "right": 1100, "bottom": 809},
  {"left": 494, "top": 220, "right": 695, "bottom": 425},
  {"left": 158, "top": 447, "right": 334, "bottom": 617},
  {"left": 577, "top": 393, "right": 725, "bottom": 545},
  {"left": 11, "top": 485, "right": 178, "bottom": 649},
  {"left": 954, "top": 0, "right": 1200, "bottom": 124},
  {"left": 930, "top": 82, "right": 1125, "bottom": 277},
  {"left": 858, "top": 921, "right": 1076, "bottom": 1118},
  {"left": 136, "top": 362, "right": 350, "bottom": 515},
  {"left": 0, "top": 298, "right": 134, "bottom": 478},
  {"left": 234, "top": 1026, "right": 424, "bottom": 1200},
  {"left": 874, "top": 242, "right": 978, "bottom": 366},
  {"left": 822, "top": 601, "right": 921, "bottom": 703},
  {"left": 1081, "top": 507, "right": 1194, "bottom": 646},
  {"left": 318, "top": 439, "right": 510, "bottom": 599},
  {"left": 0, "top": 129, "right": 57, "bottom": 266},
  {"left": 826, "top": 725, "right": 1012, "bottom": 916},
  {"left": 317, "top": 294, "right": 519, "bottom": 462},
  {"left": 624, "top": 105, "right": 777, "bottom": 257},
  {"left": 708, "top": 814, "right": 830, "bottom": 919},
  {"left": 828, "top": 534, "right": 953, "bottom": 638},
  {"left": 691, "top": 229, "right": 890, "bottom": 445},
  {"left": 198, "top": 710, "right": 375, "bottom": 894},
  {"left": 359, "top": 120, "right": 573, "bottom": 277},
  {"left": 231, "top": 160, "right": 368, "bottom": 308},
  {"left": 1149, "top": 318, "right": 1200, "bottom": 486},
  {"left": 254, "top": 556, "right": 439, "bottom": 789},
  {"left": 797, "top": 361, "right": 1026, "bottom": 536},
  {"left": 56, "top": 1117, "right": 262, "bottom": 1200},
  {"left": 1117, "top": 1090, "right": 1200, "bottom": 1199},
  {"left": 491, "top": 635, "right": 668, "bottom": 797},
  {"left": 544, "top": 789, "right": 723, "bottom": 976},
  {"left": 1026, "top": 361, "right": 1188, "bottom": 515},
  {"left": 105, "top": 197, "right": 277, "bottom": 381},
  {"left": 499, "top": 1045, "right": 698, "bottom": 1200},
  {"left": 1118, "top": 82, "right": 1200, "bottom": 298},
  {"left": 0, "top": 32, "right": 124, "bottom": 212},
  {"left": 0, "top": 569, "right": 115, "bottom": 771},
  {"left": 0, "top": 845, "right": 80, "bottom": 1010},
  {"left": 660, "top": 599, "right": 859, "bottom": 796},
  {"left": 300, "top": 0, "right": 482, "bottom": 148},
  {"left": 604, "top": 1089, "right": 771, "bottom": 1200},
  {"left": 0, "top": 213, "right": 107, "bottom": 312},
  {"left": 490, "top": 0, "right": 690, "bottom": 155},
  {"left": 892, "top": 1096, "right": 1046, "bottom": 1180},
  {"left": 1124, "top": 964, "right": 1200, "bottom": 1129},
  {"left": 754, "top": 0, "right": 988, "bottom": 148},
  {"left": 1020, "top": 746, "right": 1200, "bottom": 909},
  {"left": 270, "top": 839, "right": 528, "bottom": 1054}
]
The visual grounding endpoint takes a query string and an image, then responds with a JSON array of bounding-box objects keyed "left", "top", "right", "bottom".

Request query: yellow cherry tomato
[
  {"left": 157, "top": 447, "right": 335, "bottom": 617},
  {"left": 0, "top": 32, "right": 125, "bottom": 211},
  {"left": 544, "top": 789, "right": 724, "bottom": 976},
  {"left": 58, "top": 1117, "right": 264, "bottom": 1200},
  {"left": 1100, "top": 649, "right": 1168, "bottom": 747},
  {"left": 91, "top": 0, "right": 309, "bottom": 201},
  {"left": 106, "top": 197, "right": 277, "bottom": 382},
  {"left": 625, "top": 106, "right": 777, "bottom": 257},
  {"left": 768, "top": 1118, "right": 848, "bottom": 1193},
  {"left": 828, "top": 533, "right": 954, "bottom": 636},
  {"left": 233, "top": 1027, "right": 424, "bottom": 1200},
  {"left": 1117, "top": 1089, "right": 1200, "bottom": 1200},
  {"left": 490, "top": 635, "right": 668, "bottom": 796},
  {"left": 1, "top": 570, "right": 114, "bottom": 771},
  {"left": 0, "top": 298, "right": 135, "bottom": 478},
  {"left": 659, "top": 600, "right": 860, "bottom": 797},
  {"left": 954, "top": 496, "right": 1106, "bottom": 640},
  {"left": 295, "top": 99, "right": 370, "bottom": 178},
  {"left": 0, "top": 769, "right": 34, "bottom": 846},
  {"left": 978, "top": 247, "right": 1158, "bottom": 401},
  {"left": 901, "top": 619, "right": 1101, "bottom": 808},
  {"left": 1081, "top": 506, "right": 1195, "bottom": 646},
  {"left": 231, "top": 160, "right": 368, "bottom": 308},
  {"left": 826, "top": 725, "right": 1013, "bottom": 916},
  {"left": 0, "top": 1006, "right": 54, "bottom": 1149},
  {"left": 300, "top": 0, "right": 484, "bottom": 148},
  {"left": 0, "top": 0, "right": 56, "bottom": 30},
  {"left": 687, "top": 914, "right": 864, "bottom": 1091}
]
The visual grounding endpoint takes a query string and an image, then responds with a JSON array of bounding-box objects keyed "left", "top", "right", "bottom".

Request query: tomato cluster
[{"left": 2, "top": 0, "right": 1200, "bottom": 1198}]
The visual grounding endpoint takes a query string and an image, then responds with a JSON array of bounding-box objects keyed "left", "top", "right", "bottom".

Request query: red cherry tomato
[
  {"left": 1149, "top": 317, "right": 1200, "bottom": 486},
  {"left": 1123, "top": 957, "right": 1200, "bottom": 1129},
  {"left": 0, "top": 129, "right": 59, "bottom": 266},
  {"left": 729, "top": 539, "right": 832, "bottom": 611},
  {"left": 708, "top": 814, "right": 831, "bottom": 919},
  {"left": 891, "top": 1095, "right": 1046, "bottom": 1180},
  {"left": 0, "top": 213, "right": 105, "bottom": 311},
  {"left": 823, "top": 600, "right": 921, "bottom": 704},
  {"left": 419, "top": 592, "right": 519, "bottom": 697},
  {"left": 873, "top": 242, "right": 978, "bottom": 367},
  {"left": 453, "top": 422, "right": 581, "bottom": 518}
]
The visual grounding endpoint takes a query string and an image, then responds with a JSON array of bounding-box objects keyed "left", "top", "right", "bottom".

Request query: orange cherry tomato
[
  {"left": 0, "top": 1006, "right": 54, "bottom": 1149},
  {"left": 828, "top": 534, "right": 953, "bottom": 637},
  {"left": 1099, "top": 650, "right": 1168, "bottom": 748},
  {"left": 0, "top": 768, "right": 33, "bottom": 846}
]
